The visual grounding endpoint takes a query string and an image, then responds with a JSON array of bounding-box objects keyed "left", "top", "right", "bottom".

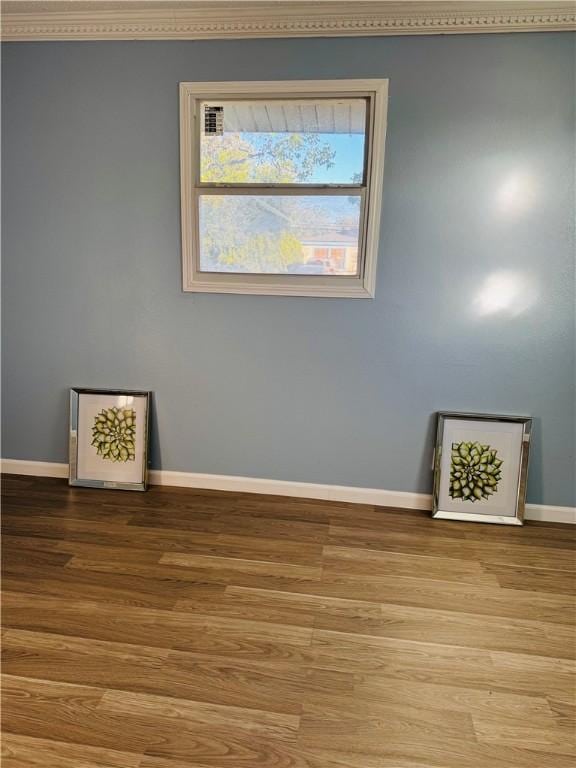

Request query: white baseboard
[
  {"left": 2, "top": 459, "right": 69, "bottom": 479},
  {"left": 149, "top": 468, "right": 432, "bottom": 510},
  {"left": 522, "top": 504, "right": 576, "bottom": 525},
  {"left": 2, "top": 458, "right": 575, "bottom": 525}
]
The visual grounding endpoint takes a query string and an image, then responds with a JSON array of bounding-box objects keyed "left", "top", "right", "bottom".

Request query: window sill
[{"left": 182, "top": 277, "right": 375, "bottom": 298}]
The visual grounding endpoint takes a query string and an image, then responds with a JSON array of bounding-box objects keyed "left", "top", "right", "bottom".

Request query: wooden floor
[{"left": 1, "top": 475, "right": 575, "bottom": 767}]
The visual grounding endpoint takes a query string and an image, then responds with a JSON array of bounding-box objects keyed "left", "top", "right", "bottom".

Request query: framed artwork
[
  {"left": 432, "top": 412, "right": 532, "bottom": 525},
  {"left": 69, "top": 388, "right": 151, "bottom": 491}
]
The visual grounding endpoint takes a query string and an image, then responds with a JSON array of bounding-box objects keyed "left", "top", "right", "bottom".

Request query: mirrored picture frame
[
  {"left": 69, "top": 388, "right": 151, "bottom": 491},
  {"left": 432, "top": 412, "right": 532, "bottom": 526}
]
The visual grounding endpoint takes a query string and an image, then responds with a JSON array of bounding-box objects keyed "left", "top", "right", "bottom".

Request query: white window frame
[{"left": 180, "top": 79, "right": 388, "bottom": 298}]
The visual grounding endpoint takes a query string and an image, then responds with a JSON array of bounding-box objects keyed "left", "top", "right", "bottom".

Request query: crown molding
[{"left": 1, "top": 1, "right": 575, "bottom": 42}]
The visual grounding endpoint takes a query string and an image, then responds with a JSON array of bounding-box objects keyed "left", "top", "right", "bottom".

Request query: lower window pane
[{"left": 198, "top": 195, "right": 361, "bottom": 275}]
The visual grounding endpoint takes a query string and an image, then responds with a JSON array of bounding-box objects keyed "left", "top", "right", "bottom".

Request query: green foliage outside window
[{"left": 200, "top": 132, "right": 338, "bottom": 273}]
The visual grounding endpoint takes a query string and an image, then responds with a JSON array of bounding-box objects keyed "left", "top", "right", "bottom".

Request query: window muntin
[{"left": 180, "top": 80, "right": 388, "bottom": 297}]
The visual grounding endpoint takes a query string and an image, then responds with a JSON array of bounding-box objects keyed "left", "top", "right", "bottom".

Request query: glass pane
[
  {"left": 199, "top": 194, "right": 361, "bottom": 275},
  {"left": 200, "top": 98, "right": 367, "bottom": 185}
]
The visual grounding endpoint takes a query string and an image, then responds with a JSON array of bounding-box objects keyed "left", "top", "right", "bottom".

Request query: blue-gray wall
[{"left": 2, "top": 34, "right": 575, "bottom": 506}]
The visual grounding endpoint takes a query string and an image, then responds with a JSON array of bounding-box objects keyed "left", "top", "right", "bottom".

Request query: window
[{"left": 180, "top": 80, "right": 388, "bottom": 297}]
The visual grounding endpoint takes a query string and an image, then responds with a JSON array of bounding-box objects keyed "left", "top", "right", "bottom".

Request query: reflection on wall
[
  {"left": 495, "top": 170, "right": 538, "bottom": 217},
  {"left": 473, "top": 270, "right": 538, "bottom": 318}
]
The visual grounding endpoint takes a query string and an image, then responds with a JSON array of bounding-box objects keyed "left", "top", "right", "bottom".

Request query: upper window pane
[{"left": 199, "top": 98, "right": 367, "bottom": 185}]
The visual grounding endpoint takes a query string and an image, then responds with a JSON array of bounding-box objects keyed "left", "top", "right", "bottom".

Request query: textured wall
[{"left": 2, "top": 34, "right": 575, "bottom": 505}]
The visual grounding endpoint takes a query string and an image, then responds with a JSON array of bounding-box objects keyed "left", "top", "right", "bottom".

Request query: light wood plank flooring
[{"left": 2, "top": 474, "right": 575, "bottom": 767}]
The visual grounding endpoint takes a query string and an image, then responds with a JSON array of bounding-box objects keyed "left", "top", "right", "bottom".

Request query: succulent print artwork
[
  {"left": 91, "top": 407, "right": 136, "bottom": 463},
  {"left": 449, "top": 441, "right": 503, "bottom": 502}
]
